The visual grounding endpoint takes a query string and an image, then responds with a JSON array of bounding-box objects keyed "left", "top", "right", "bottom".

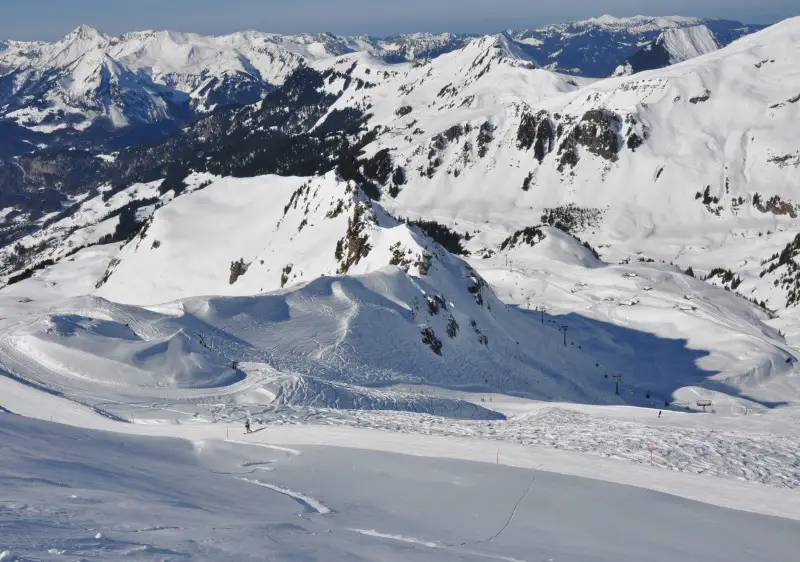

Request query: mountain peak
[
  {"left": 592, "top": 14, "right": 626, "bottom": 25},
  {"left": 473, "top": 33, "right": 534, "bottom": 64},
  {"left": 70, "top": 24, "right": 103, "bottom": 38}
]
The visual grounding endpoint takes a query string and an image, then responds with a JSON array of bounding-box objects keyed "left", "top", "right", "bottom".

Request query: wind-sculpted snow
[
  {"left": 27, "top": 312, "right": 243, "bottom": 389},
  {"left": 1, "top": 161, "right": 795, "bottom": 414},
  {"left": 0, "top": 295, "right": 502, "bottom": 420}
]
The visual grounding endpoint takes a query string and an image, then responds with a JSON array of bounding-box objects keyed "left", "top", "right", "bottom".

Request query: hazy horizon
[{"left": 1, "top": 0, "right": 795, "bottom": 42}]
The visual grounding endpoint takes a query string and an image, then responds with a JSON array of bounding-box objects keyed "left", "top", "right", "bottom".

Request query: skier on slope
[
  {"left": 658, "top": 410, "right": 662, "bottom": 418},
  {"left": 245, "top": 419, "right": 251, "bottom": 434}
]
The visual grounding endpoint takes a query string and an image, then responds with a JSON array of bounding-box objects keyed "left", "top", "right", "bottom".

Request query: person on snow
[
  {"left": 245, "top": 419, "right": 251, "bottom": 434},
  {"left": 658, "top": 410, "right": 662, "bottom": 418}
]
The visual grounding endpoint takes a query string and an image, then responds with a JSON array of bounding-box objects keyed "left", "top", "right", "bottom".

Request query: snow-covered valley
[{"left": 2, "top": 13, "right": 800, "bottom": 562}]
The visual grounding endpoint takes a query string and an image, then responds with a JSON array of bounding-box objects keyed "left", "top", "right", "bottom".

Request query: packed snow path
[
  {"left": 3, "top": 370, "right": 800, "bottom": 491},
  {"left": 2, "top": 414, "right": 799, "bottom": 561}
]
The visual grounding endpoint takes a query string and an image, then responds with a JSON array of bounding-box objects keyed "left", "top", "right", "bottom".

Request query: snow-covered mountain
[
  {"left": 612, "top": 24, "right": 721, "bottom": 76},
  {"left": 3, "top": 166, "right": 792, "bottom": 413},
  {"left": 4, "top": 17, "right": 800, "bottom": 560},
  {"left": 0, "top": 26, "right": 479, "bottom": 155},
  {"left": 508, "top": 15, "right": 760, "bottom": 76},
  {"left": 0, "top": 16, "right": 761, "bottom": 159},
  {"left": 2, "top": 16, "right": 800, "bottom": 413},
  {"left": 0, "top": 25, "right": 306, "bottom": 151}
]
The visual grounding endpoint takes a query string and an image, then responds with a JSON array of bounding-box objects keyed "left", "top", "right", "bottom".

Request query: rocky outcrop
[
  {"left": 335, "top": 204, "right": 373, "bottom": 273},
  {"left": 516, "top": 110, "right": 555, "bottom": 163},
  {"left": 557, "top": 109, "right": 622, "bottom": 170}
]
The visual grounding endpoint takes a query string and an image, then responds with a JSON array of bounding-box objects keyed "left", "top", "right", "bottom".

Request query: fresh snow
[
  {"left": 1, "top": 15, "right": 799, "bottom": 562},
  {"left": 0, "top": 15, "right": 761, "bottom": 138}
]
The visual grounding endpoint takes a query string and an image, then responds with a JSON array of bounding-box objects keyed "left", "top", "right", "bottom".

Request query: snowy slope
[
  {"left": 662, "top": 25, "right": 720, "bottom": 63},
  {"left": 321, "top": 17, "right": 800, "bottom": 332},
  {"left": 4, "top": 411, "right": 799, "bottom": 561},
  {"left": 612, "top": 24, "right": 720, "bottom": 75}
]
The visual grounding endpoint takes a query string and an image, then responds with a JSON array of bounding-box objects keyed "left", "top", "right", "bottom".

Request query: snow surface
[
  {"left": 2, "top": 169, "right": 800, "bottom": 495},
  {"left": 661, "top": 24, "right": 720, "bottom": 64},
  {"left": 2, "top": 17, "right": 800, "bottom": 562},
  {"left": 3, "top": 412, "right": 799, "bottom": 561},
  {"left": 303, "top": 17, "right": 800, "bottom": 355}
]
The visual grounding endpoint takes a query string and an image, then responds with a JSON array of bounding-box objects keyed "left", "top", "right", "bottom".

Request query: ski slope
[
  {"left": 1, "top": 176, "right": 799, "bottom": 496},
  {"left": 4, "top": 411, "right": 799, "bottom": 561}
]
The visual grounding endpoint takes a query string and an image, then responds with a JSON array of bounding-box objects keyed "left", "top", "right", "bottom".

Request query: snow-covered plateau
[{"left": 1, "top": 14, "right": 800, "bottom": 562}]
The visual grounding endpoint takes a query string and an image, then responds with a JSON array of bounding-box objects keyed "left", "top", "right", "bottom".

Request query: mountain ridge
[
  {"left": 612, "top": 24, "right": 721, "bottom": 76},
  {"left": 0, "top": 15, "right": 763, "bottom": 160}
]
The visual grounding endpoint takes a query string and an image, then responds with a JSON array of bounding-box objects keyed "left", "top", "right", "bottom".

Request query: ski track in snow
[
  {"left": 348, "top": 529, "right": 441, "bottom": 548},
  {"left": 465, "top": 468, "right": 540, "bottom": 545},
  {"left": 348, "top": 528, "right": 530, "bottom": 562},
  {"left": 225, "top": 439, "right": 301, "bottom": 456},
  {"left": 236, "top": 477, "right": 331, "bottom": 514}
]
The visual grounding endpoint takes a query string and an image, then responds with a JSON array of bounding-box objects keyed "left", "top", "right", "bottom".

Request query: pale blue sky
[{"left": 2, "top": 0, "right": 797, "bottom": 40}]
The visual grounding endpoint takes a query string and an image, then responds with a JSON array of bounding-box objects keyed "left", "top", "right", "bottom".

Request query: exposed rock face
[
  {"left": 336, "top": 204, "right": 373, "bottom": 273},
  {"left": 476, "top": 122, "right": 495, "bottom": 158},
  {"left": 534, "top": 119, "right": 557, "bottom": 162},
  {"left": 558, "top": 109, "right": 622, "bottom": 170},
  {"left": 689, "top": 89, "right": 711, "bottom": 103},
  {"left": 516, "top": 111, "right": 540, "bottom": 150},
  {"left": 229, "top": 258, "right": 249, "bottom": 284},
  {"left": 516, "top": 110, "right": 556, "bottom": 163}
]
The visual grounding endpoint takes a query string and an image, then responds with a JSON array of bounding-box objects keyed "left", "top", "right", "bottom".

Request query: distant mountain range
[{"left": 0, "top": 15, "right": 763, "bottom": 160}]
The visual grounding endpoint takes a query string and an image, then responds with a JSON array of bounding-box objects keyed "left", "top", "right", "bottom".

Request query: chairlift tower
[
  {"left": 559, "top": 325, "right": 569, "bottom": 347},
  {"left": 613, "top": 374, "right": 623, "bottom": 396}
]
